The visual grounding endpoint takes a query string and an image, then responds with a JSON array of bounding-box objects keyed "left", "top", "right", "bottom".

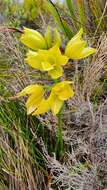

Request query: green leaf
[
  {"left": 62, "top": 19, "right": 74, "bottom": 39},
  {"left": 66, "top": 0, "right": 78, "bottom": 28},
  {"left": 46, "top": 0, "right": 73, "bottom": 38},
  {"left": 46, "top": 1, "right": 64, "bottom": 31},
  {"left": 66, "top": 0, "right": 75, "bottom": 20},
  {"left": 77, "top": 0, "right": 86, "bottom": 28}
]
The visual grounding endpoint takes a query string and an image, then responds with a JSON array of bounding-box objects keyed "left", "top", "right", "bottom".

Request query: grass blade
[{"left": 47, "top": 0, "right": 73, "bottom": 38}]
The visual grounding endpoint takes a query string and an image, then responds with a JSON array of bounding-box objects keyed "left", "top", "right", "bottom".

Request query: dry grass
[{"left": 82, "top": 34, "right": 107, "bottom": 100}]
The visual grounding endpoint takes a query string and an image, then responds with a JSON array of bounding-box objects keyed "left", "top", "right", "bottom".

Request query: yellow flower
[
  {"left": 33, "top": 81, "right": 74, "bottom": 115},
  {"left": 17, "top": 84, "right": 49, "bottom": 114},
  {"left": 20, "top": 27, "right": 61, "bottom": 51},
  {"left": 65, "top": 28, "right": 96, "bottom": 60},
  {"left": 25, "top": 45, "right": 69, "bottom": 79},
  {"left": 32, "top": 99, "right": 50, "bottom": 115},
  {"left": 20, "top": 27, "right": 47, "bottom": 50},
  {"left": 48, "top": 81, "right": 74, "bottom": 115},
  {"left": 17, "top": 81, "right": 74, "bottom": 116}
]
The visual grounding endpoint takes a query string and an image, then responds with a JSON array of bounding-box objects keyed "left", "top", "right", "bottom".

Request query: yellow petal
[
  {"left": 49, "top": 44, "right": 60, "bottom": 56},
  {"left": 65, "top": 40, "right": 86, "bottom": 59},
  {"left": 52, "top": 45, "right": 69, "bottom": 66},
  {"left": 67, "top": 28, "right": 83, "bottom": 48},
  {"left": 48, "top": 66, "right": 63, "bottom": 79},
  {"left": 37, "top": 49, "right": 50, "bottom": 60},
  {"left": 20, "top": 27, "right": 47, "bottom": 50},
  {"left": 52, "top": 99, "right": 63, "bottom": 115},
  {"left": 32, "top": 99, "right": 50, "bottom": 115},
  {"left": 58, "top": 55, "right": 69, "bottom": 66},
  {"left": 37, "top": 45, "right": 68, "bottom": 68},
  {"left": 58, "top": 87, "right": 74, "bottom": 100},
  {"left": 48, "top": 93, "right": 63, "bottom": 115},
  {"left": 26, "top": 50, "right": 38, "bottom": 57},
  {"left": 52, "top": 81, "right": 74, "bottom": 100},
  {"left": 25, "top": 51, "right": 42, "bottom": 70},
  {"left": 53, "top": 81, "right": 72, "bottom": 92},
  {"left": 51, "top": 97, "right": 63, "bottom": 115},
  {"left": 49, "top": 45, "right": 68, "bottom": 66},
  {"left": 23, "top": 27, "right": 44, "bottom": 40},
  {"left": 26, "top": 94, "right": 43, "bottom": 114},
  {"left": 44, "top": 26, "right": 52, "bottom": 48},
  {"left": 41, "top": 62, "right": 54, "bottom": 71},
  {"left": 74, "top": 47, "right": 97, "bottom": 59},
  {"left": 17, "top": 84, "right": 44, "bottom": 97}
]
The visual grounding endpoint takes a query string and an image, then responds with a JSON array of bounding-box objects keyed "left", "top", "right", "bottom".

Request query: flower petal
[
  {"left": 25, "top": 51, "right": 42, "bottom": 69},
  {"left": 48, "top": 66, "right": 63, "bottom": 79},
  {"left": 23, "top": 27, "right": 45, "bottom": 40},
  {"left": 49, "top": 93, "right": 63, "bottom": 115},
  {"left": 17, "top": 84, "right": 44, "bottom": 97},
  {"left": 75, "top": 47, "right": 97, "bottom": 59},
  {"left": 49, "top": 45, "right": 68, "bottom": 66},
  {"left": 65, "top": 28, "right": 96, "bottom": 60},
  {"left": 52, "top": 81, "right": 74, "bottom": 100},
  {"left": 32, "top": 99, "right": 50, "bottom": 115},
  {"left": 26, "top": 94, "right": 43, "bottom": 114},
  {"left": 65, "top": 40, "right": 86, "bottom": 59},
  {"left": 41, "top": 62, "right": 54, "bottom": 71},
  {"left": 58, "top": 55, "right": 69, "bottom": 66},
  {"left": 20, "top": 27, "right": 47, "bottom": 50},
  {"left": 67, "top": 28, "right": 83, "bottom": 47},
  {"left": 58, "top": 86, "right": 74, "bottom": 100}
]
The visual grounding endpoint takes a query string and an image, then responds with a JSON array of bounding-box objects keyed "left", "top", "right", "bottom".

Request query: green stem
[{"left": 56, "top": 104, "right": 64, "bottom": 158}]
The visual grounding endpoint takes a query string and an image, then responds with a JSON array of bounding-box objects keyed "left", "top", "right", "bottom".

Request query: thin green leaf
[
  {"left": 66, "top": 0, "right": 75, "bottom": 18},
  {"left": 77, "top": 0, "right": 86, "bottom": 28},
  {"left": 62, "top": 19, "right": 74, "bottom": 39},
  {"left": 46, "top": 1, "right": 65, "bottom": 31},
  {"left": 46, "top": 0, "right": 73, "bottom": 38}
]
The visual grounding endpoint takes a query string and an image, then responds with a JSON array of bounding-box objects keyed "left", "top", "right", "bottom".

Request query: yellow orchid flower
[
  {"left": 17, "top": 84, "right": 48, "bottom": 114},
  {"left": 17, "top": 84, "right": 50, "bottom": 115},
  {"left": 65, "top": 28, "right": 96, "bottom": 60},
  {"left": 48, "top": 81, "right": 74, "bottom": 115},
  {"left": 20, "top": 27, "right": 47, "bottom": 51},
  {"left": 25, "top": 45, "right": 69, "bottom": 79}
]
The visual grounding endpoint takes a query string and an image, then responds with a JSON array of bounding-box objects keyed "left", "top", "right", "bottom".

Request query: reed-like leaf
[
  {"left": 77, "top": 0, "right": 86, "bottom": 28},
  {"left": 66, "top": 0, "right": 78, "bottom": 28},
  {"left": 46, "top": 0, "right": 73, "bottom": 38}
]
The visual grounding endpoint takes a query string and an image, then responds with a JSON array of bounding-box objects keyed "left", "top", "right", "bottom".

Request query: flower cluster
[
  {"left": 18, "top": 81, "right": 74, "bottom": 115},
  {"left": 18, "top": 27, "right": 96, "bottom": 115}
]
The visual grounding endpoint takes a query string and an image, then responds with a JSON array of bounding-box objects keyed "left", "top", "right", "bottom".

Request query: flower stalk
[{"left": 56, "top": 104, "right": 64, "bottom": 158}]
